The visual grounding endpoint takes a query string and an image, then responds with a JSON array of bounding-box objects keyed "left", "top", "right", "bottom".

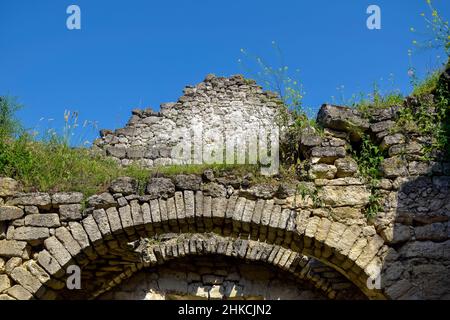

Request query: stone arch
[
  {"left": 59, "top": 233, "right": 366, "bottom": 300},
  {"left": 0, "top": 189, "right": 386, "bottom": 300}
]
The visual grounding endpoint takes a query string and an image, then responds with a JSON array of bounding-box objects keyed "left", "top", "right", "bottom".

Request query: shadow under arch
[{"left": 53, "top": 233, "right": 366, "bottom": 300}]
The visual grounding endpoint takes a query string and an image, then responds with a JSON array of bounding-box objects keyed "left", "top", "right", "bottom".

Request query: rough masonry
[
  {"left": 93, "top": 74, "right": 281, "bottom": 168},
  {"left": 0, "top": 69, "right": 449, "bottom": 300}
]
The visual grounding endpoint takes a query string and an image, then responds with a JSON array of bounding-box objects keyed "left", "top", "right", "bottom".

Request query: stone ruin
[
  {"left": 93, "top": 74, "right": 281, "bottom": 170},
  {"left": 0, "top": 66, "right": 449, "bottom": 300}
]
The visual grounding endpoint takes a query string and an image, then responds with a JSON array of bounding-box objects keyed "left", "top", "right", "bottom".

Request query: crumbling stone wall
[
  {"left": 93, "top": 74, "right": 281, "bottom": 167},
  {"left": 309, "top": 102, "right": 450, "bottom": 299}
]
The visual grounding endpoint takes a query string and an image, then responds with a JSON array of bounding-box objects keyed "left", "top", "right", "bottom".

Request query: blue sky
[{"left": 0, "top": 0, "right": 449, "bottom": 144}]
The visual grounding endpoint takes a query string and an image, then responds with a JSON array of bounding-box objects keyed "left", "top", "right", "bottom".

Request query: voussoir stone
[
  {"left": 59, "top": 204, "right": 82, "bottom": 221},
  {"left": 238, "top": 184, "right": 278, "bottom": 199},
  {"left": 0, "top": 177, "right": 21, "bottom": 197},
  {"left": 10, "top": 267, "right": 42, "bottom": 294},
  {"left": 309, "top": 164, "right": 337, "bottom": 180},
  {"left": 381, "top": 157, "right": 408, "bottom": 178},
  {"left": 13, "top": 227, "right": 49, "bottom": 241},
  {"left": 44, "top": 236, "right": 72, "bottom": 267},
  {"left": 0, "top": 206, "right": 24, "bottom": 221},
  {"left": 55, "top": 227, "right": 82, "bottom": 257}
]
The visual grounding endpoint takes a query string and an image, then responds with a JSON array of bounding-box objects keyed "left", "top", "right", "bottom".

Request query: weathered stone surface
[
  {"left": 24, "top": 260, "right": 50, "bottom": 284},
  {"left": 118, "top": 205, "right": 134, "bottom": 230},
  {"left": 202, "top": 182, "right": 227, "bottom": 198},
  {"left": 6, "top": 285, "right": 33, "bottom": 300},
  {"left": 106, "top": 146, "right": 126, "bottom": 158},
  {"left": 0, "top": 274, "right": 11, "bottom": 292},
  {"left": 300, "top": 131, "right": 322, "bottom": 147},
  {"left": 129, "top": 200, "right": 143, "bottom": 227},
  {"left": 59, "top": 204, "right": 82, "bottom": 221},
  {"left": 316, "top": 104, "right": 369, "bottom": 141},
  {"left": 25, "top": 214, "right": 60, "bottom": 228},
  {"left": 432, "top": 176, "right": 450, "bottom": 188},
  {"left": 348, "top": 238, "right": 367, "bottom": 262},
  {"left": 0, "top": 240, "right": 27, "bottom": 257},
  {"left": 239, "top": 184, "right": 278, "bottom": 199},
  {"left": 310, "top": 146, "right": 346, "bottom": 164},
  {"left": 309, "top": 164, "right": 337, "bottom": 180},
  {"left": 370, "top": 120, "right": 395, "bottom": 133},
  {"left": 109, "top": 177, "right": 138, "bottom": 195},
  {"left": 380, "top": 224, "right": 411, "bottom": 244},
  {"left": 0, "top": 177, "right": 20, "bottom": 197},
  {"left": 8, "top": 193, "right": 51, "bottom": 208},
  {"left": 324, "top": 222, "right": 347, "bottom": 249},
  {"left": 4, "top": 257, "right": 21, "bottom": 274},
  {"left": 0, "top": 294, "right": 14, "bottom": 300},
  {"left": 44, "top": 236, "right": 72, "bottom": 266},
  {"left": 380, "top": 134, "right": 406, "bottom": 151},
  {"left": 37, "top": 249, "right": 61, "bottom": 276},
  {"left": 68, "top": 222, "right": 90, "bottom": 249},
  {"left": 54, "top": 227, "right": 82, "bottom": 257},
  {"left": 355, "top": 235, "right": 385, "bottom": 269},
  {"left": 335, "top": 225, "right": 362, "bottom": 256},
  {"left": 173, "top": 175, "right": 202, "bottom": 191},
  {"left": 82, "top": 216, "right": 102, "bottom": 243},
  {"left": 334, "top": 158, "right": 358, "bottom": 178},
  {"left": 0, "top": 206, "right": 24, "bottom": 221},
  {"left": 381, "top": 157, "right": 408, "bottom": 178},
  {"left": 146, "top": 178, "right": 175, "bottom": 199},
  {"left": 399, "top": 240, "right": 450, "bottom": 260},
  {"left": 13, "top": 227, "right": 49, "bottom": 241},
  {"left": 86, "top": 193, "right": 116, "bottom": 209},
  {"left": 184, "top": 191, "right": 195, "bottom": 220},
  {"left": 314, "top": 177, "right": 363, "bottom": 186},
  {"left": 51, "top": 192, "right": 83, "bottom": 204},
  {"left": 318, "top": 186, "right": 370, "bottom": 206},
  {"left": 105, "top": 207, "right": 123, "bottom": 233},
  {"left": 414, "top": 223, "right": 447, "bottom": 241},
  {"left": 408, "top": 161, "right": 432, "bottom": 176},
  {"left": 389, "top": 141, "right": 422, "bottom": 157},
  {"left": 10, "top": 267, "right": 42, "bottom": 294}
]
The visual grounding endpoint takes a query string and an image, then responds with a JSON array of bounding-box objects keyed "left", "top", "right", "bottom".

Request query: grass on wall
[{"left": 0, "top": 97, "right": 268, "bottom": 196}]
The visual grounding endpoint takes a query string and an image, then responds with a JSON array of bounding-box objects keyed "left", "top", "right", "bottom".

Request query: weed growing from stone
[{"left": 352, "top": 135, "right": 385, "bottom": 218}]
